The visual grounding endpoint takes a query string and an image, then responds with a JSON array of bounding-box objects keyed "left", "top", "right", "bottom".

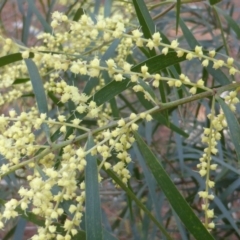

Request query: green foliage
[
  {"left": 217, "top": 97, "right": 240, "bottom": 162},
  {"left": 0, "top": 1, "right": 240, "bottom": 240},
  {"left": 134, "top": 131, "right": 214, "bottom": 240},
  {"left": 85, "top": 136, "right": 103, "bottom": 240}
]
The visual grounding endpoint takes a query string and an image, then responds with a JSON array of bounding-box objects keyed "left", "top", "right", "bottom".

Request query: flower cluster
[
  {"left": 0, "top": 104, "right": 156, "bottom": 239},
  {"left": 1, "top": 7, "right": 239, "bottom": 110},
  {"left": 197, "top": 90, "right": 239, "bottom": 230}
]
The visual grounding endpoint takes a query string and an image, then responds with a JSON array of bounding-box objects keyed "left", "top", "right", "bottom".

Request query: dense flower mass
[{"left": 0, "top": 1, "right": 239, "bottom": 239}]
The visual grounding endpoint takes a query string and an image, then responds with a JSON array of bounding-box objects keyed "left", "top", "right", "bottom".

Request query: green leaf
[
  {"left": 21, "top": 93, "right": 34, "bottom": 98},
  {"left": 179, "top": 18, "right": 198, "bottom": 48},
  {"left": 13, "top": 218, "right": 26, "bottom": 240},
  {"left": 205, "top": 62, "right": 230, "bottom": 85},
  {"left": 132, "top": 0, "right": 160, "bottom": 64},
  {"left": 92, "top": 79, "right": 134, "bottom": 107},
  {"left": 3, "top": 225, "right": 16, "bottom": 240},
  {"left": 217, "top": 97, "right": 240, "bottom": 162},
  {"left": 0, "top": 0, "right": 7, "bottom": 11},
  {"left": 27, "top": 0, "right": 52, "bottom": 33},
  {"left": 208, "top": 0, "right": 222, "bottom": 5},
  {"left": 73, "top": 7, "right": 84, "bottom": 21},
  {"left": 104, "top": 0, "right": 113, "bottom": 17},
  {"left": 22, "top": 3, "right": 33, "bottom": 44},
  {"left": 25, "top": 60, "right": 48, "bottom": 115},
  {"left": 138, "top": 78, "right": 156, "bottom": 101},
  {"left": 85, "top": 135, "right": 103, "bottom": 240},
  {"left": 20, "top": 212, "right": 44, "bottom": 227},
  {"left": 17, "top": 0, "right": 25, "bottom": 15},
  {"left": 133, "top": 145, "right": 161, "bottom": 222},
  {"left": 132, "top": 0, "right": 170, "bottom": 45},
  {"left": 101, "top": 39, "right": 120, "bottom": 61},
  {"left": 103, "top": 166, "right": 172, "bottom": 240},
  {"left": 25, "top": 59, "right": 51, "bottom": 141},
  {"left": 13, "top": 78, "right": 30, "bottom": 84},
  {"left": 132, "top": 0, "right": 154, "bottom": 40},
  {"left": 94, "top": 0, "right": 101, "bottom": 15},
  {"left": 131, "top": 51, "right": 186, "bottom": 74},
  {"left": 215, "top": 6, "right": 240, "bottom": 39},
  {"left": 219, "top": 178, "right": 240, "bottom": 201},
  {"left": 48, "top": 91, "right": 64, "bottom": 107},
  {"left": 212, "top": 6, "right": 229, "bottom": 55},
  {"left": 213, "top": 196, "right": 240, "bottom": 235},
  {"left": 176, "top": 0, "right": 181, "bottom": 33},
  {"left": 101, "top": 40, "right": 121, "bottom": 118},
  {"left": 83, "top": 77, "right": 99, "bottom": 95},
  {"left": 133, "top": 131, "right": 215, "bottom": 240},
  {"left": 46, "top": 0, "right": 56, "bottom": 22},
  {"left": 109, "top": 98, "right": 120, "bottom": 119},
  {"left": 0, "top": 53, "right": 34, "bottom": 68},
  {"left": 72, "top": 231, "right": 86, "bottom": 240}
]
